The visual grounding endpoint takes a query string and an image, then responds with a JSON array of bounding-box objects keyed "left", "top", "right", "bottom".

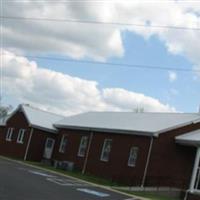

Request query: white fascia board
[
  {"left": 155, "top": 121, "right": 195, "bottom": 136},
  {"left": 30, "top": 124, "right": 58, "bottom": 134},
  {"left": 20, "top": 105, "right": 32, "bottom": 127},
  {"left": 54, "top": 124, "right": 154, "bottom": 137},
  {"left": 5, "top": 104, "right": 32, "bottom": 127},
  {"left": 4, "top": 107, "right": 19, "bottom": 125},
  {"left": 193, "top": 118, "right": 200, "bottom": 124},
  {"left": 175, "top": 139, "right": 200, "bottom": 147}
]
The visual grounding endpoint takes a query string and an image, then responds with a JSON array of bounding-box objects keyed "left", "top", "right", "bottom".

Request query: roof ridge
[{"left": 21, "top": 103, "right": 64, "bottom": 117}]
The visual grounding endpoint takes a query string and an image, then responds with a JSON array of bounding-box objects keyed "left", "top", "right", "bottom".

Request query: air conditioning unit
[{"left": 54, "top": 160, "right": 74, "bottom": 171}]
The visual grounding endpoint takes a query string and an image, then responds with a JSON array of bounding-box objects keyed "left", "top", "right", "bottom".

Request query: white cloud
[
  {"left": 2, "top": 0, "right": 200, "bottom": 76},
  {"left": 103, "top": 88, "right": 175, "bottom": 112},
  {"left": 168, "top": 71, "right": 177, "bottom": 82},
  {"left": 2, "top": 51, "right": 176, "bottom": 115}
]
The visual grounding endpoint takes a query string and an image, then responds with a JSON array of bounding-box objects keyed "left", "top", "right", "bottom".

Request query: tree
[{"left": 0, "top": 105, "right": 13, "bottom": 120}]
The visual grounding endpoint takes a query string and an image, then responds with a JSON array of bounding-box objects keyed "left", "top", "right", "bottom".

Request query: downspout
[
  {"left": 141, "top": 136, "right": 154, "bottom": 187},
  {"left": 24, "top": 128, "right": 34, "bottom": 161},
  {"left": 82, "top": 131, "right": 94, "bottom": 174},
  {"left": 189, "top": 147, "right": 200, "bottom": 192}
]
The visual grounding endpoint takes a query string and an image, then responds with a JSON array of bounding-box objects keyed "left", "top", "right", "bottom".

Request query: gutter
[
  {"left": 31, "top": 124, "right": 58, "bottom": 134},
  {"left": 141, "top": 136, "right": 154, "bottom": 187},
  {"left": 82, "top": 131, "right": 94, "bottom": 174},
  {"left": 24, "top": 127, "right": 34, "bottom": 161},
  {"left": 54, "top": 124, "right": 154, "bottom": 137},
  {"left": 156, "top": 120, "right": 199, "bottom": 136}
]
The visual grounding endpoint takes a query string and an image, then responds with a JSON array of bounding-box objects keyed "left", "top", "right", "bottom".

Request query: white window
[
  {"left": 100, "top": 139, "right": 112, "bottom": 162},
  {"left": 59, "top": 135, "right": 68, "bottom": 153},
  {"left": 78, "top": 136, "right": 88, "bottom": 157},
  {"left": 128, "top": 146, "right": 139, "bottom": 167},
  {"left": 17, "top": 129, "right": 26, "bottom": 144},
  {"left": 5, "top": 128, "right": 14, "bottom": 141}
]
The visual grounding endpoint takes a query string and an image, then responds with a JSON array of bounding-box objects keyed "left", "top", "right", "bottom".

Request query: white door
[{"left": 43, "top": 138, "right": 55, "bottom": 159}]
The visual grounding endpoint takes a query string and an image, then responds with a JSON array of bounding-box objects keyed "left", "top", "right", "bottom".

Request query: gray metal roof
[
  {"left": 55, "top": 112, "right": 200, "bottom": 136},
  {"left": 7, "top": 104, "right": 64, "bottom": 133},
  {"left": 176, "top": 129, "right": 200, "bottom": 146}
]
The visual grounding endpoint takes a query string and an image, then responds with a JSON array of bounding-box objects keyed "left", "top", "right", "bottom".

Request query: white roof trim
[
  {"left": 176, "top": 129, "right": 200, "bottom": 147},
  {"left": 156, "top": 121, "right": 196, "bottom": 135},
  {"left": 3, "top": 105, "right": 30, "bottom": 126},
  {"left": 55, "top": 124, "right": 154, "bottom": 137},
  {"left": 31, "top": 124, "right": 57, "bottom": 134},
  {"left": 5, "top": 104, "right": 63, "bottom": 133}
]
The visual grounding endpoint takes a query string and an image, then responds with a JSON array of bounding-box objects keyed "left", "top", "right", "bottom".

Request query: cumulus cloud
[
  {"left": 2, "top": 51, "right": 176, "bottom": 115},
  {"left": 103, "top": 88, "right": 175, "bottom": 112},
  {"left": 2, "top": 0, "right": 200, "bottom": 75}
]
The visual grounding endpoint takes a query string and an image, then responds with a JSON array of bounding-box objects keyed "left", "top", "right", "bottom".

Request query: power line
[
  {"left": 4, "top": 54, "right": 198, "bottom": 73},
  {"left": 1, "top": 16, "right": 200, "bottom": 31},
  {"left": 4, "top": 0, "right": 200, "bottom": 2}
]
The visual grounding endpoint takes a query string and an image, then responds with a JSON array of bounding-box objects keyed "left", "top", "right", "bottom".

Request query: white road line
[
  {"left": 28, "top": 170, "right": 55, "bottom": 178},
  {"left": 18, "top": 167, "right": 28, "bottom": 171},
  {"left": 46, "top": 177, "right": 89, "bottom": 186},
  {"left": 47, "top": 177, "right": 74, "bottom": 186},
  {"left": 77, "top": 188, "right": 110, "bottom": 197}
]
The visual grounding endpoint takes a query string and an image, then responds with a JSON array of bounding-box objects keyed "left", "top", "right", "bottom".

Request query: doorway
[{"left": 43, "top": 138, "right": 55, "bottom": 159}]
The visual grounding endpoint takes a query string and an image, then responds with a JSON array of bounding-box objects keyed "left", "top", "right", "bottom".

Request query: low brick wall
[{"left": 187, "top": 193, "right": 200, "bottom": 200}]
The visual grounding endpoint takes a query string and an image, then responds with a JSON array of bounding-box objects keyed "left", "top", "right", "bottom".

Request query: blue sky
[{"left": 32, "top": 31, "right": 200, "bottom": 112}]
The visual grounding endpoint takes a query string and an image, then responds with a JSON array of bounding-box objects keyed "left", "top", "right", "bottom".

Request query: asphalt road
[{"left": 0, "top": 158, "right": 139, "bottom": 200}]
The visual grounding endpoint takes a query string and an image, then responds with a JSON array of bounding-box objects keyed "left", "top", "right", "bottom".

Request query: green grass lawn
[{"left": 118, "top": 190, "right": 181, "bottom": 200}]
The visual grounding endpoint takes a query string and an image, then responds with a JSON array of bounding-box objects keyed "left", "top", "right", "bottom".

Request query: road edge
[{"left": 0, "top": 156, "right": 149, "bottom": 200}]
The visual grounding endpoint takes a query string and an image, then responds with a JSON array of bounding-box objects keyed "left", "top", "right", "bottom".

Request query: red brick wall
[
  {"left": 28, "top": 129, "right": 56, "bottom": 161},
  {"left": 54, "top": 123, "right": 200, "bottom": 188},
  {"left": 146, "top": 122, "right": 200, "bottom": 189},
  {"left": 53, "top": 129, "right": 151, "bottom": 186},
  {"left": 85, "top": 131, "right": 151, "bottom": 185},
  {"left": 52, "top": 129, "right": 89, "bottom": 170},
  {"left": 0, "top": 111, "right": 31, "bottom": 159},
  {"left": 0, "top": 125, "right": 6, "bottom": 150}
]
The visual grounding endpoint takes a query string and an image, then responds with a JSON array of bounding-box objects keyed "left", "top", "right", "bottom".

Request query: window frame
[
  {"left": 77, "top": 136, "right": 88, "bottom": 157},
  {"left": 17, "top": 129, "right": 26, "bottom": 144},
  {"left": 5, "top": 127, "right": 14, "bottom": 141},
  {"left": 100, "top": 138, "right": 112, "bottom": 162},
  {"left": 128, "top": 146, "right": 139, "bottom": 167},
  {"left": 59, "top": 135, "right": 68, "bottom": 153}
]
